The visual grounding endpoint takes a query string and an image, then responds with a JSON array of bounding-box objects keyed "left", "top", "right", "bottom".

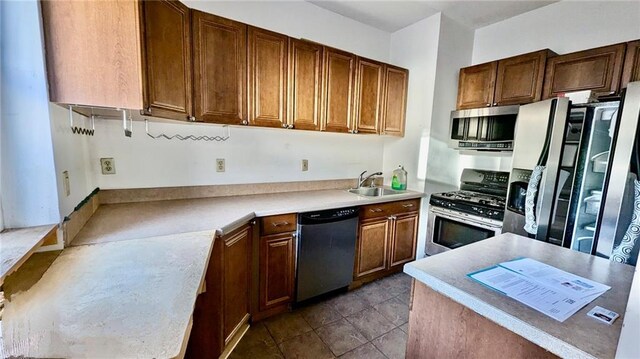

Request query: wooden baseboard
[{"left": 219, "top": 322, "right": 250, "bottom": 359}]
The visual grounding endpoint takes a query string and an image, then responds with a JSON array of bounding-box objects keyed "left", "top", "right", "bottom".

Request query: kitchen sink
[{"left": 347, "top": 187, "right": 404, "bottom": 197}]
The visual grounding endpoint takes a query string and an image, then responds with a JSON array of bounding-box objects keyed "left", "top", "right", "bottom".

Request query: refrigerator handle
[{"left": 535, "top": 98, "right": 571, "bottom": 242}]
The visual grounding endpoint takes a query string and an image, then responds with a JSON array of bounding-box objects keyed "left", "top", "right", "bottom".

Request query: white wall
[
  {"left": 384, "top": 13, "right": 441, "bottom": 192},
  {"left": 473, "top": 1, "right": 640, "bottom": 64},
  {"left": 185, "top": 0, "right": 391, "bottom": 63},
  {"left": 1, "top": 0, "right": 60, "bottom": 228},
  {"left": 49, "top": 104, "right": 94, "bottom": 218}
]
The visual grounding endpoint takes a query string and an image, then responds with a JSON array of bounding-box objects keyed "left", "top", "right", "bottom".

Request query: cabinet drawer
[
  {"left": 260, "top": 213, "right": 297, "bottom": 235},
  {"left": 361, "top": 199, "right": 420, "bottom": 219}
]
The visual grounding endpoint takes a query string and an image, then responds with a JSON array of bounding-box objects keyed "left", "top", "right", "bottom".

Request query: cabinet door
[
  {"left": 192, "top": 10, "right": 247, "bottom": 124},
  {"left": 288, "top": 39, "right": 323, "bottom": 131},
  {"left": 381, "top": 65, "right": 409, "bottom": 136},
  {"left": 223, "top": 225, "right": 251, "bottom": 344},
  {"left": 390, "top": 213, "right": 419, "bottom": 268},
  {"left": 353, "top": 58, "right": 385, "bottom": 134},
  {"left": 494, "top": 50, "right": 553, "bottom": 106},
  {"left": 248, "top": 27, "right": 288, "bottom": 128},
  {"left": 141, "top": 0, "right": 192, "bottom": 121},
  {"left": 622, "top": 40, "right": 640, "bottom": 89},
  {"left": 542, "top": 43, "right": 626, "bottom": 99},
  {"left": 259, "top": 232, "right": 296, "bottom": 311},
  {"left": 322, "top": 48, "right": 356, "bottom": 133},
  {"left": 456, "top": 62, "right": 498, "bottom": 110},
  {"left": 355, "top": 218, "right": 390, "bottom": 278}
]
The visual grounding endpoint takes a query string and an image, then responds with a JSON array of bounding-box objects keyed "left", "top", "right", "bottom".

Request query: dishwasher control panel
[{"left": 299, "top": 207, "right": 360, "bottom": 224}]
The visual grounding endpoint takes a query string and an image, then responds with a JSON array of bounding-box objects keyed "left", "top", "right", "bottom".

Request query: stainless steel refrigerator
[{"left": 503, "top": 82, "right": 640, "bottom": 265}]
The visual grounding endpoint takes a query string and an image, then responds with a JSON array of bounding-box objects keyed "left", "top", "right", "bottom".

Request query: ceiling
[{"left": 308, "top": 1, "right": 558, "bottom": 32}]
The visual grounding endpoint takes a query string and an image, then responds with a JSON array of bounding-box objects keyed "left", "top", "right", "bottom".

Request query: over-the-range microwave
[{"left": 449, "top": 105, "right": 519, "bottom": 151}]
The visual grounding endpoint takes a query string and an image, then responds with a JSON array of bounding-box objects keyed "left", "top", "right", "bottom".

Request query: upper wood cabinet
[
  {"left": 381, "top": 65, "right": 409, "bottom": 136},
  {"left": 542, "top": 43, "right": 626, "bottom": 99},
  {"left": 322, "top": 47, "right": 356, "bottom": 133},
  {"left": 288, "top": 39, "right": 324, "bottom": 131},
  {"left": 456, "top": 62, "right": 498, "bottom": 110},
  {"left": 140, "top": 0, "right": 192, "bottom": 121},
  {"left": 248, "top": 27, "right": 288, "bottom": 128},
  {"left": 353, "top": 58, "right": 385, "bottom": 134},
  {"left": 494, "top": 50, "right": 554, "bottom": 106},
  {"left": 40, "top": 1, "right": 144, "bottom": 109},
  {"left": 622, "top": 40, "right": 640, "bottom": 89},
  {"left": 192, "top": 10, "right": 247, "bottom": 124},
  {"left": 457, "top": 50, "right": 553, "bottom": 110}
]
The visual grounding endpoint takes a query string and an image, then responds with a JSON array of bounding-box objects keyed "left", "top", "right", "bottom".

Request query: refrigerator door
[
  {"left": 503, "top": 98, "right": 570, "bottom": 238},
  {"left": 596, "top": 82, "right": 640, "bottom": 259}
]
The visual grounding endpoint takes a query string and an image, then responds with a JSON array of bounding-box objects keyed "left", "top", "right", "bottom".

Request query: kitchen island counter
[
  {"left": 403, "top": 233, "right": 635, "bottom": 359},
  {"left": 72, "top": 188, "right": 424, "bottom": 246}
]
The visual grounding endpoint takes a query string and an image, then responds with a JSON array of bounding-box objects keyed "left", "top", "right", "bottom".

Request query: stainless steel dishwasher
[{"left": 296, "top": 207, "right": 359, "bottom": 302}]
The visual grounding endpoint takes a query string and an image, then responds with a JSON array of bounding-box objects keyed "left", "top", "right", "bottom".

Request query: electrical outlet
[
  {"left": 63, "top": 171, "right": 70, "bottom": 197},
  {"left": 100, "top": 158, "right": 116, "bottom": 175},
  {"left": 216, "top": 158, "right": 225, "bottom": 172},
  {"left": 302, "top": 159, "right": 309, "bottom": 172}
]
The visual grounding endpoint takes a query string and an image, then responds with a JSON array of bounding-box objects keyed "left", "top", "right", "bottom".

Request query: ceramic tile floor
[{"left": 230, "top": 273, "right": 412, "bottom": 359}]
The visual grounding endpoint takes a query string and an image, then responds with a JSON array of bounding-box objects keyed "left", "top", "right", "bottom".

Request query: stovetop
[{"left": 429, "top": 169, "right": 509, "bottom": 221}]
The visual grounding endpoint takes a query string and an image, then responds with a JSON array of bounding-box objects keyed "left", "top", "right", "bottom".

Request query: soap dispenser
[{"left": 391, "top": 165, "right": 407, "bottom": 190}]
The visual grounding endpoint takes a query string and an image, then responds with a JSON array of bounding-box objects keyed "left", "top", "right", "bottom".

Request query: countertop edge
[{"left": 403, "top": 262, "right": 595, "bottom": 359}]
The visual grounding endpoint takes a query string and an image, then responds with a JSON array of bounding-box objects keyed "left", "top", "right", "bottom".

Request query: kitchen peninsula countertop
[
  {"left": 72, "top": 188, "right": 424, "bottom": 246},
  {"left": 1, "top": 231, "right": 214, "bottom": 358},
  {"left": 404, "top": 233, "right": 635, "bottom": 359}
]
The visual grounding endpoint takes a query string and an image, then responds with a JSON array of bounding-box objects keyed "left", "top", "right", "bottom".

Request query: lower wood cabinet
[
  {"left": 186, "top": 224, "right": 252, "bottom": 358},
  {"left": 355, "top": 199, "right": 420, "bottom": 282},
  {"left": 259, "top": 232, "right": 296, "bottom": 311}
]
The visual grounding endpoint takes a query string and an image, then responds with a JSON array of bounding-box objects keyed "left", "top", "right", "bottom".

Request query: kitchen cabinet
[
  {"left": 622, "top": 40, "right": 640, "bottom": 89},
  {"left": 493, "top": 50, "right": 554, "bottom": 106},
  {"left": 322, "top": 47, "right": 356, "bottom": 133},
  {"left": 457, "top": 50, "right": 553, "bottom": 110},
  {"left": 456, "top": 62, "right": 498, "bottom": 110},
  {"left": 248, "top": 27, "right": 289, "bottom": 128},
  {"left": 353, "top": 58, "right": 385, "bottom": 134},
  {"left": 288, "top": 39, "right": 324, "bottom": 131},
  {"left": 255, "top": 214, "right": 297, "bottom": 320},
  {"left": 354, "top": 199, "right": 420, "bottom": 282},
  {"left": 186, "top": 224, "right": 251, "bottom": 358},
  {"left": 40, "top": 0, "right": 144, "bottom": 110},
  {"left": 140, "top": 0, "right": 193, "bottom": 121},
  {"left": 381, "top": 65, "right": 409, "bottom": 136},
  {"left": 542, "top": 43, "right": 626, "bottom": 99},
  {"left": 192, "top": 10, "right": 247, "bottom": 124}
]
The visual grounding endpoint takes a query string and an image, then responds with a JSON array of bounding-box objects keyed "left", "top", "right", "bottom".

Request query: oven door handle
[{"left": 429, "top": 208, "right": 502, "bottom": 231}]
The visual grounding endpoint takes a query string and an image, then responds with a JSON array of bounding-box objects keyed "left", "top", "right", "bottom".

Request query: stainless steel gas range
[{"left": 426, "top": 169, "right": 509, "bottom": 256}]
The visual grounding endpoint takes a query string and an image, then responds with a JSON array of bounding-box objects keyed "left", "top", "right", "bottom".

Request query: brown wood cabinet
[
  {"left": 494, "top": 50, "right": 554, "bottom": 106},
  {"left": 457, "top": 50, "right": 552, "bottom": 110},
  {"left": 40, "top": 0, "right": 144, "bottom": 110},
  {"left": 140, "top": 0, "right": 192, "bottom": 121},
  {"left": 622, "top": 40, "right": 640, "bottom": 89},
  {"left": 354, "top": 199, "right": 420, "bottom": 282},
  {"left": 259, "top": 232, "right": 296, "bottom": 311},
  {"left": 456, "top": 62, "right": 498, "bottom": 110},
  {"left": 322, "top": 47, "right": 356, "bottom": 133},
  {"left": 288, "top": 39, "right": 324, "bottom": 131},
  {"left": 381, "top": 65, "right": 409, "bottom": 136},
  {"left": 248, "top": 27, "right": 288, "bottom": 128},
  {"left": 192, "top": 10, "right": 247, "bottom": 124},
  {"left": 353, "top": 58, "right": 385, "bottom": 134},
  {"left": 187, "top": 224, "right": 252, "bottom": 358},
  {"left": 543, "top": 43, "right": 626, "bottom": 99}
]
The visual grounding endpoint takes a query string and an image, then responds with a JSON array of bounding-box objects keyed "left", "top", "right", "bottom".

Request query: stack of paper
[{"left": 468, "top": 257, "right": 610, "bottom": 322}]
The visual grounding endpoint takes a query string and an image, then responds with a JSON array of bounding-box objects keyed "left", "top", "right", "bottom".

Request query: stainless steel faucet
[{"left": 357, "top": 170, "right": 383, "bottom": 188}]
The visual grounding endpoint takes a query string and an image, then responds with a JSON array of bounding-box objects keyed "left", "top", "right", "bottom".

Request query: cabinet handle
[
  {"left": 493, "top": 103, "right": 497, "bottom": 106},
  {"left": 486, "top": 103, "right": 491, "bottom": 107},
  {"left": 241, "top": 120, "right": 248, "bottom": 125},
  {"left": 402, "top": 204, "right": 414, "bottom": 208},
  {"left": 288, "top": 124, "right": 294, "bottom": 129},
  {"left": 388, "top": 215, "right": 396, "bottom": 220},
  {"left": 370, "top": 208, "right": 383, "bottom": 213},
  {"left": 187, "top": 116, "right": 196, "bottom": 122},
  {"left": 147, "top": 107, "right": 152, "bottom": 113},
  {"left": 354, "top": 129, "right": 359, "bottom": 134},
  {"left": 282, "top": 123, "right": 288, "bottom": 128},
  {"left": 272, "top": 221, "right": 290, "bottom": 227}
]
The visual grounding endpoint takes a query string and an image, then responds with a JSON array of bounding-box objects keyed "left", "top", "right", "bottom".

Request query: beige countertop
[
  {"left": 72, "top": 188, "right": 424, "bottom": 246},
  {"left": 1, "top": 231, "right": 214, "bottom": 358},
  {"left": 404, "top": 233, "right": 635, "bottom": 359},
  {"left": 0, "top": 225, "right": 56, "bottom": 286}
]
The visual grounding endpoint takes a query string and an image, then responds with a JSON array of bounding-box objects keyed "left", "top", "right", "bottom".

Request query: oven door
[{"left": 426, "top": 207, "right": 502, "bottom": 256}]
